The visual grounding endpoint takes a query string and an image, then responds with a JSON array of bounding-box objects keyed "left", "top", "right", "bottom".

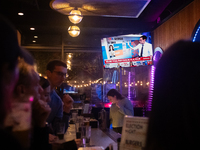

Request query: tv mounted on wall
[
  {"left": 101, "top": 34, "right": 153, "bottom": 69},
  {"left": 63, "top": 85, "right": 78, "bottom": 94}
]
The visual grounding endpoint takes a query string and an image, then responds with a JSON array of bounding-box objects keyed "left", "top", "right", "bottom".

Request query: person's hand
[
  {"left": 75, "top": 139, "right": 82, "bottom": 148},
  {"left": 63, "top": 94, "right": 74, "bottom": 113},
  {"left": 49, "top": 134, "right": 58, "bottom": 144},
  {"left": 32, "top": 99, "right": 51, "bottom": 127},
  {"left": 116, "top": 101, "right": 120, "bottom": 108}
]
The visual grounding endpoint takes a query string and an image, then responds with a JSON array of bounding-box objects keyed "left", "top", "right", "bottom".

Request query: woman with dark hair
[
  {"left": 109, "top": 45, "right": 115, "bottom": 58},
  {"left": 107, "top": 89, "right": 134, "bottom": 134},
  {"left": 144, "top": 40, "right": 200, "bottom": 150}
]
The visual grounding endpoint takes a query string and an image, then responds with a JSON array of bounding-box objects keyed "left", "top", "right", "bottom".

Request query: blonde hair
[{"left": 14, "top": 58, "right": 35, "bottom": 93}]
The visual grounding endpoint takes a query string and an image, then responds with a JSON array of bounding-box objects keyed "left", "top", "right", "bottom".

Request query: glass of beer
[
  {"left": 84, "top": 117, "right": 90, "bottom": 126},
  {"left": 56, "top": 122, "right": 65, "bottom": 140}
]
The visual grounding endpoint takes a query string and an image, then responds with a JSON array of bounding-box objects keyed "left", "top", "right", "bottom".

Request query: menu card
[{"left": 120, "top": 116, "right": 149, "bottom": 150}]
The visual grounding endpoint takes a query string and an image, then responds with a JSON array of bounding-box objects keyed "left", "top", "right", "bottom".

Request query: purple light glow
[
  {"left": 128, "top": 71, "right": 131, "bottom": 100},
  {"left": 147, "top": 47, "right": 163, "bottom": 111},
  {"left": 29, "top": 96, "right": 34, "bottom": 102},
  {"left": 147, "top": 65, "right": 155, "bottom": 111}
]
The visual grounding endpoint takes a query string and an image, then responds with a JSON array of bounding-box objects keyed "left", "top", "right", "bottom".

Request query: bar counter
[
  {"left": 90, "top": 128, "right": 121, "bottom": 150},
  {"left": 53, "top": 128, "right": 121, "bottom": 150}
]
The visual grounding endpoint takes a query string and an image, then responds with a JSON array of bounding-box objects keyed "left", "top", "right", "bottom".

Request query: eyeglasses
[{"left": 53, "top": 71, "right": 69, "bottom": 78}]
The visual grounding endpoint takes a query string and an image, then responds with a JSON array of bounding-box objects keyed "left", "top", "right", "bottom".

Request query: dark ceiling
[{"left": 0, "top": 0, "right": 193, "bottom": 52}]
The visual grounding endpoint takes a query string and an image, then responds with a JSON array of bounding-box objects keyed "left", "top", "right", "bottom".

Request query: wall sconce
[
  {"left": 68, "top": 26, "right": 80, "bottom": 37},
  {"left": 68, "top": 9, "right": 83, "bottom": 24}
]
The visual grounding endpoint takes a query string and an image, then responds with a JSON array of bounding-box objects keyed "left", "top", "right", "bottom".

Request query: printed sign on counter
[{"left": 120, "top": 116, "right": 149, "bottom": 150}]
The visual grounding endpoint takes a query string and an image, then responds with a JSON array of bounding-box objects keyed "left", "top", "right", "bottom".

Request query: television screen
[
  {"left": 63, "top": 85, "right": 78, "bottom": 94},
  {"left": 101, "top": 34, "right": 153, "bottom": 68}
]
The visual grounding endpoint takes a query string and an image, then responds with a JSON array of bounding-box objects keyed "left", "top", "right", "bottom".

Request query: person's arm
[
  {"left": 62, "top": 112, "right": 71, "bottom": 131},
  {"left": 51, "top": 117, "right": 62, "bottom": 134},
  {"left": 31, "top": 125, "right": 52, "bottom": 150},
  {"left": 49, "top": 97, "right": 63, "bottom": 133},
  {"left": 31, "top": 100, "right": 52, "bottom": 150},
  {"left": 116, "top": 99, "right": 134, "bottom": 116},
  {"left": 51, "top": 112, "right": 70, "bottom": 133},
  {"left": 63, "top": 94, "right": 73, "bottom": 113},
  {"left": 62, "top": 94, "right": 74, "bottom": 131},
  {"left": 109, "top": 108, "right": 112, "bottom": 125}
]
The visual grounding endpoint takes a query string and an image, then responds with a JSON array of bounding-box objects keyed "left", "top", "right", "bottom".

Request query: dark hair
[
  {"left": 109, "top": 45, "right": 114, "bottom": 51},
  {"left": 46, "top": 60, "right": 67, "bottom": 72},
  {"left": 0, "top": 15, "right": 22, "bottom": 126},
  {"left": 0, "top": 15, "right": 20, "bottom": 70},
  {"left": 107, "top": 89, "right": 124, "bottom": 100},
  {"left": 141, "top": 35, "right": 147, "bottom": 40},
  {"left": 39, "top": 76, "right": 50, "bottom": 89},
  {"left": 145, "top": 40, "right": 200, "bottom": 150}
]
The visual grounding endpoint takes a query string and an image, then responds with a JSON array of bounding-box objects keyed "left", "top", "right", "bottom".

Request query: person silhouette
[{"left": 145, "top": 40, "right": 200, "bottom": 150}]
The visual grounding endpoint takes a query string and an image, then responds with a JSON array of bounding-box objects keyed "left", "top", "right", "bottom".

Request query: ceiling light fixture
[
  {"left": 18, "top": 12, "right": 24, "bottom": 16},
  {"left": 68, "top": 26, "right": 80, "bottom": 37},
  {"left": 30, "top": 27, "right": 35, "bottom": 30},
  {"left": 68, "top": 9, "right": 83, "bottom": 24}
]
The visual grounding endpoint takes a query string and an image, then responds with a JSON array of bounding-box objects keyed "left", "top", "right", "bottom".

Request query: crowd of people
[
  {"left": 0, "top": 14, "right": 80, "bottom": 150},
  {"left": 1, "top": 12, "right": 200, "bottom": 150}
]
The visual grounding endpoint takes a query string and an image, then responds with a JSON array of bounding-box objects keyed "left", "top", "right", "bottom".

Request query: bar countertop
[{"left": 90, "top": 128, "right": 121, "bottom": 150}]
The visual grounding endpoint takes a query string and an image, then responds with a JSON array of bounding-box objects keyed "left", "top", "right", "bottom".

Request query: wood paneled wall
[
  {"left": 153, "top": 0, "right": 200, "bottom": 51},
  {"left": 17, "top": 30, "right": 21, "bottom": 46}
]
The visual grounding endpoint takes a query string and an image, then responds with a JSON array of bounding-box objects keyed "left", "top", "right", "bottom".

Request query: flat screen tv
[
  {"left": 101, "top": 34, "right": 153, "bottom": 68},
  {"left": 63, "top": 85, "right": 78, "bottom": 94}
]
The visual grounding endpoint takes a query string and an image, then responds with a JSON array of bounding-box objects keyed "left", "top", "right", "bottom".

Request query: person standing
[
  {"left": 128, "top": 35, "right": 153, "bottom": 57},
  {"left": 46, "top": 60, "right": 73, "bottom": 132},
  {"left": 107, "top": 89, "right": 134, "bottom": 134}
]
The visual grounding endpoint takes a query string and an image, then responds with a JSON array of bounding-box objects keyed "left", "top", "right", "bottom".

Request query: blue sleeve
[
  {"left": 118, "top": 99, "right": 134, "bottom": 116},
  {"left": 56, "top": 98, "right": 63, "bottom": 118},
  {"left": 62, "top": 112, "right": 70, "bottom": 131}
]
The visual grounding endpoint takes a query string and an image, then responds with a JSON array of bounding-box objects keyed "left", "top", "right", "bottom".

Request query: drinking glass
[
  {"left": 72, "top": 112, "right": 78, "bottom": 122},
  {"left": 56, "top": 122, "right": 65, "bottom": 140},
  {"left": 84, "top": 117, "right": 90, "bottom": 126},
  {"left": 85, "top": 126, "right": 91, "bottom": 146},
  {"left": 80, "top": 126, "right": 91, "bottom": 147}
]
